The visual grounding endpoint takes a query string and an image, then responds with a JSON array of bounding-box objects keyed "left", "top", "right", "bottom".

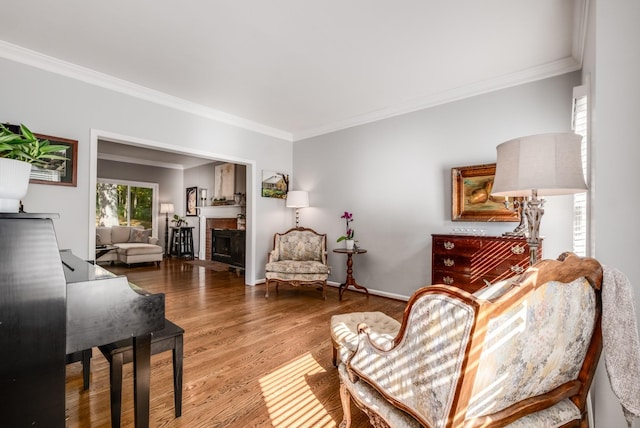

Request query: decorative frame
[
  {"left": 186, "top": 186, "right": 198, "bottom": 216},
  {"left": 261, "top": 170, "right": 289, "bottom": 199},
  {"left": 29, "top": 133, "right": 78, "bottom": 187},
  {"left": 451, "top": 163, "right": 520, "bottom": 222}
]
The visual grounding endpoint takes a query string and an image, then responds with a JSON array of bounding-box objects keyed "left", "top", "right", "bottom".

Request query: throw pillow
[{"left": 129, "top": 228, "right": 151, "bottom": 243}]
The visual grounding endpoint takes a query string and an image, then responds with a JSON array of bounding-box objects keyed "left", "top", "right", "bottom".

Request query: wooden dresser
[{"left": 431, "top": 234, "right": 542, "bottom": 293}]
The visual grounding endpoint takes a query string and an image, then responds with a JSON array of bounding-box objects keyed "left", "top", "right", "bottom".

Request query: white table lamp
[
  {"left": 492, "top": 133, "right": 587, "bottom": 265},
  {"left": 286, "top": 191, "right": 309, "bottom": 227}
]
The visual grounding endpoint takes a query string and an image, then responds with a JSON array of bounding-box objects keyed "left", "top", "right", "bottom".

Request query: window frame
[
  {"left": 571, "top": 82, "right": 591, "bottom": 257},
  {"left": 96, "top": 178, "right": 159, "bottom": 239}
]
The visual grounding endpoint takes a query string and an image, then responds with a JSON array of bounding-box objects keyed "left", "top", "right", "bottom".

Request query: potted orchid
[{"left": 336, "top": 211, "right": 355, "bottom": 249}]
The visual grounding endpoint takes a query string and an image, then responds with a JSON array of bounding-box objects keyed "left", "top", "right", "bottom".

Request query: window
[
  {"left": 96, "top": 179, "right": 159, "bottom": 234},
  {"left": 572, "top": 84, "right": 589, "bottom": 256}
]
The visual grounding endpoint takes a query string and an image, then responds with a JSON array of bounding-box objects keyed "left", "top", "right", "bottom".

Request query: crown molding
[
  {"left": 293, "top": 56, "right": 582, "bottom": 141},
  {"left": 0, "top": 40, "right": 293, "bottom": 142}
]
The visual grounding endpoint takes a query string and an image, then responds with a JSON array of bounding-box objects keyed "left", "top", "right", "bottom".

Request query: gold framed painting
[{"left": 451, "top": 163, "right": 520, "bottom": 222}]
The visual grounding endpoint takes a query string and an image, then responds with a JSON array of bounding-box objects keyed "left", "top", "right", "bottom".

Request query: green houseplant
[
  {"left": 171, "top": 214, "right": 188, "bottom": 227},
  {"left": 0, "top": 123, "right": 68, "bottom": 212},
  {"left": 0, "top": 124, "right": 68, "bottom": 167}
]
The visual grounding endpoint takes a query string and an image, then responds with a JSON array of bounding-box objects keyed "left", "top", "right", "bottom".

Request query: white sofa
[{"left": 96, "top": 226, "right": 163, "bottom": 266}]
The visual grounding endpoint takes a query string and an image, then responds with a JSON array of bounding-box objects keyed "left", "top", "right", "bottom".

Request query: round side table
[{"left": 333, "top": 248, "right": 369, "bottom": 300}]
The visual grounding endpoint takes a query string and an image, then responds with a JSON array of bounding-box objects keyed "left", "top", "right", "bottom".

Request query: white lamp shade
[
  {"left": 160, "top": 203, "right": 174, "bottom": 214},
  {"left": 286, "top": 191, "right": 309, "bottom": 208},
  {"left": 492, "top": 133, "right": 587, "bottom": 197}
]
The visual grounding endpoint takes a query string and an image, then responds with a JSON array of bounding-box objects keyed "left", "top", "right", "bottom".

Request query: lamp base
[
  {"left": 522, "top": 191, "right": 545, "bottom": 266},
  {"left": 503, "top": 199, "right": 528, "bottom": 237}
]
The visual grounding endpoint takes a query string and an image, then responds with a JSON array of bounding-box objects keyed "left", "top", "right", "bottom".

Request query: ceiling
[{"left": 0, "top": 1, "right": 586, "bottom": 142}]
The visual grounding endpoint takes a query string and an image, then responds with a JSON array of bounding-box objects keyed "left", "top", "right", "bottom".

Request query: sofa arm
[
  {"left": 347, "top": 290, "right": 476, "bottom": 428},
  {"left": 148, "top": 237, "right": 159, "bottom": 245},
  {"left": 268, "top": 249, "right": 279, "bottom": 263}
]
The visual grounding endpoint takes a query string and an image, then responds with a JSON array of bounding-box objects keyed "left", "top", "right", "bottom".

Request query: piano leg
[{"left": 133, "top": 333, "right": 152, "bottom": 428}]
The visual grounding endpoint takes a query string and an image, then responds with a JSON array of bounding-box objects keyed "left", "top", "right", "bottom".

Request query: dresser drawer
[
  {"left": 431, "top": 270, "right": 486, "bottom": 293},
  {"left": 432, "top": 254, "right": 473, "bottom": 274},
  {"left": 433, "top": 236, "right": 482, "bottom": 256},
  {"left": 431, "top": 234, "right": 541, "bottom": 292}
]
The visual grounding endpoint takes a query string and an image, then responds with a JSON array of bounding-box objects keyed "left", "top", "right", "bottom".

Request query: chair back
[
  {"left": 272, "top": 227, "right": 327, "bottom": 263},
  {"left": 347, "top": 253, "right": 603, "bottom": 427}
]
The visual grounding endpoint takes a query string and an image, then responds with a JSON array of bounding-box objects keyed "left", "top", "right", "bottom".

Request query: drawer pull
[
  {"left": 442, "top": 276, "right": 454, "bottom": 285},
  {"left": 510, "top": 265, "right": 525, "bottom": 274},
  {"left": 511, "top": 244, "right": 525, "bottom": 255},
  {"left": 443, "top": 258, "right": 454, "bottom": 267},
  {"left": 444, "top": 241, "right": 455, "bottom": 250}
]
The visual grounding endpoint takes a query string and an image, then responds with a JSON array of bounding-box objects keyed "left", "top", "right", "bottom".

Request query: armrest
[
  {"left": 148, "top": 237, "right": 159, "bottom": 245},
  {"left": 268, "top": 249, "right": 279, "bottom": 263},
  {"left": 347, "top": 291, "right": 476, "bottom": 428}
]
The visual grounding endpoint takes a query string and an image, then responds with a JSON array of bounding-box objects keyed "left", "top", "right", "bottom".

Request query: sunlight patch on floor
[{"left": 259, "top": 352, "right": 334, "bottom": 427}]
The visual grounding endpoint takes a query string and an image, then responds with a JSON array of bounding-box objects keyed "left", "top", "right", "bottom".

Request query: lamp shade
[
  {"left": 160, "top": 203, "right": 174, "bottom": 214},
  {"left": 286, "top": 191, "right": 309, "bottom": 208},
  {"left": 491, "top": 133, "right": 587, "bottom": 197}
]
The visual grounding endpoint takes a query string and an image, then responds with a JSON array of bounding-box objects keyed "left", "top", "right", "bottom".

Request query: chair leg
[
  {"left": 332, "top": 345, "right": 338, "bottom": 367},
  {"left": 322, "top": 282, "right": 327, "bottom": 300},
  {"left": 172, "top": 335, "right": 184, "bottom": 417},
  {"left": 109, "top": 353, "right": 124, "bottom": 428},
  {"left": 339, "top": 382, "right": 352, "bottom": 428},
  {"left": 265, "top": 279, "right": 270, "bottom": 298}
]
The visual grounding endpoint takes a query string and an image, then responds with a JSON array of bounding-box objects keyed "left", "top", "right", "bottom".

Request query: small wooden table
[{"left": 333, "top": 248, "right": 369, "bottom": 300}]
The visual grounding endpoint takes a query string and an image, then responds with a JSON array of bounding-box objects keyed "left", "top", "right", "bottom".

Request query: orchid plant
[{"left": 336, "top": 211, "right": 354, "bottom": 242}]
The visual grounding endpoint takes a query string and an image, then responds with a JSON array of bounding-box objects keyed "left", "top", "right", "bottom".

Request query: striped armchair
[
  {"left": 265, "top": 227, "right": 330, "bottom": 299},
  {"left": 338, "top": 253, "right": 603, "bottom": 427}
]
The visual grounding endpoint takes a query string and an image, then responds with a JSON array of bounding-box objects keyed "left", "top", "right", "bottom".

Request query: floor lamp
[
  {"left": 491, "top": 133, "right": 587, "bottom": 266},
  {"left": 286, "top": 191, "right": 309, "bottom": 228},
  {"left": 160, "top": 203, "right": 174, "bottom": 257}
]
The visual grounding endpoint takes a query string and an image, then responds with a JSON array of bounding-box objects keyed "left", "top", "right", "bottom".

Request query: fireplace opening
[{"left": 211, "top": 228, "right": 246, "bottom": 269}]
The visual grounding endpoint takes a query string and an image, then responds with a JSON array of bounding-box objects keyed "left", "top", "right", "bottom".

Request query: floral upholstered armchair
[
  {"left": 338, "top": 253, "right": 604, "bottom": 427},
  {"left": 265, "top": 227, "right": 330, "bottom": 299}
]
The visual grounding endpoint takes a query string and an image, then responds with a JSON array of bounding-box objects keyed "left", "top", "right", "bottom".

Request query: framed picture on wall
[
  {"left": 451, "top": 163, "right": 520, "bottom": 222},
  {"left": 186, "top": 186, "right": 198, "bottom": 216},
  {"left": 261, "top": 170, "right": 289, "bottom": 199}
]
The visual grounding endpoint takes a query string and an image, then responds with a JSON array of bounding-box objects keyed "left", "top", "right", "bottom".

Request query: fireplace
[{"left": 211, "top": 228, "right": 245, "bottom": 268}]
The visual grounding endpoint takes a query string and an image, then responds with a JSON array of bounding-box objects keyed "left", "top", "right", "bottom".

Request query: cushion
[
  {"left": 504, "top": 399, "right": 580, "bottom": 427},
  {"left": 265, "top": 260, "right": 329, "bottom": 274},
  {"left": 111, "top": 226, "right": 133, "bottom": 243},
  {"left": 129, "top": 228, "right": 151, "bottom": 243},
  {"left": 277, "top": 231, "right": 324, "bottom": 261},
  {"left": 116, "top": 243, "right": 163, "bottom": 256},
  {"left": 331, "top": 311, "right": 400, "bottom": 353},
  {"left": 339, "top": 363, "right": 580, "bottom": 428},
  {"left": 95, "top": 227, "right": 112, "bottom": 245},
  {"left": 331, "top": 311, "right": 400, "bottom": 363},
  {"left": 339, "top": 363, "right": 422, "bottom": 428}
]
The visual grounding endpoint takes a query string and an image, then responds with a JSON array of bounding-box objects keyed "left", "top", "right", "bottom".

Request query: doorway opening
[{"left": 89, "top": 129, "right": 257, "bottom": 285}]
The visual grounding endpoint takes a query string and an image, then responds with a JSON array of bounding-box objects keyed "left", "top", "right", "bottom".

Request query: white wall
[
  {"left": 0, "top": 57, "right": 293, "bottom": 285},
  {"left": 294, "top": 73, "right": 580, "bottom": 298},
  {"left": 590, "top": 0, "right": 640, "bottom": 426}
]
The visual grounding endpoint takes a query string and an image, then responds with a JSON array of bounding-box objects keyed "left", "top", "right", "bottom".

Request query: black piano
[{"left": 0, "top": 214, "right": 164, "bottom": 428}]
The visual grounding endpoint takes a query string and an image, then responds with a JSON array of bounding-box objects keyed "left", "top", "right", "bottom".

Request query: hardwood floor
[{"left": 65, "top": 258, "right": 408, "bottom": 428}]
